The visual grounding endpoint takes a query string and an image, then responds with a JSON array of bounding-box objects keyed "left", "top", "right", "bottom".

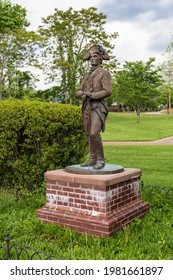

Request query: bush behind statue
[{"left": 0, "top": 100, "right": 87, "bottom": 191}]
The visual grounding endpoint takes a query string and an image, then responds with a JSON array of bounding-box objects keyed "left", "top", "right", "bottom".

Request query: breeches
[{"left": 83, "top": 107, "right": 104, "bottom": 137}]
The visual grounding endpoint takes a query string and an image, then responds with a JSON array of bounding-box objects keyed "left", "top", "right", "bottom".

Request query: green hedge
[{"left": 0, "top": 100, "right": 87, "bottom": 190}]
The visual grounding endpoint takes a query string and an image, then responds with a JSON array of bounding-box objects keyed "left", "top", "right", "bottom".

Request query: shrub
[{"left": 0, "top": 100, "right": 87, "bottom": 190}]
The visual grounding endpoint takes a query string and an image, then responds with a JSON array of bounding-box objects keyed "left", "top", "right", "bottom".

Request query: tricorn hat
[{"left": 83, "top": 45, "right": 110, "bottom": 61}]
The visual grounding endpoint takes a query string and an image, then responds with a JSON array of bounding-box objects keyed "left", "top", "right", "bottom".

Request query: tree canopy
[
  {"left": 0, "top": 0, "right": 29, "bottom": 32},
  {"left": 38, "top": 7, "right": 118, "bottom": 104},
  {"left": 1, "top": 1, "right": 169, "bottom": 110},
  {"left": 0, "top": 0, "right": 40, "bottom": 100},
  {"left": 114, "top": 58, "right": 163, "bottom": 122},
  {"left": 160, "top": 41, "right": 173, "bottom": 113}
]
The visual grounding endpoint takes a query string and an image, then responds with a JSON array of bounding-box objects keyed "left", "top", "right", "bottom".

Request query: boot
[
  {"left": 80, "top": 136, "right": 96, "bottom": 167},
  {"left": 92, "top": 134, "right": 105, "bottom": 170},
  {"left": 92, "top": 160, "right": 105, "bottom": 169},
  {"left": 80, "top": 160, "right": 96, "bottom": 167}
]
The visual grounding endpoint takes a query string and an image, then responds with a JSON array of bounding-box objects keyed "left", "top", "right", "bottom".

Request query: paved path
[{"left": 103, "top": 136, "right": 173, "bottom": 145}]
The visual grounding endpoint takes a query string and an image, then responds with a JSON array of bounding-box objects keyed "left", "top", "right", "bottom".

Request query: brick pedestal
[{"left": 37, "top": 168, "right": 149, "bottom": 237}]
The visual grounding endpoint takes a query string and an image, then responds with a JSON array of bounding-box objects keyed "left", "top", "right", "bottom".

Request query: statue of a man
[{"left": 76, "top": 45, "right": 112, "bottom": 169}]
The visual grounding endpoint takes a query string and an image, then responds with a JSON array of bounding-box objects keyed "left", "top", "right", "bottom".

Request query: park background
[{"left": 0, "top": 0, "right": 173, "bottom": 260}]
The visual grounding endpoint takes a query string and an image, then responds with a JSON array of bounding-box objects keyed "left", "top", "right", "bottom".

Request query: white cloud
[
  {"left": 106, "top": 21, "right": 152, "bottom": 64},
  {"left": 9, "top": 0, "right": 173, "bottom": 89},
  {"left": 11, "top": 0, "right": 100, "bottom": 30},
  {"left": 10, "top": 0, "right": 172, "bottom": 64}
]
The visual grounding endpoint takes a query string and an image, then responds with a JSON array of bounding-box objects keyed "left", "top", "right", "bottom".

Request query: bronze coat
[{"left": 76, "top": 66, "right": 112, "bottom": 133}]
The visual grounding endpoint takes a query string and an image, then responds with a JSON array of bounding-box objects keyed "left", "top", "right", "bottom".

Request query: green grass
[
  {"left": 0, "top": 145, "right": 173, "bottom": 260},
  {"left": 102, "top": 112, "right": 173, "bottom": 141},
  {"left": 0, "top": 184, "right": 172, "bottom": 260},
  {"left": 1, "top": 112, "right": 173, "bottom": 260},
  {"left": 104, "top": 145, "right": 173, "bottom": 187}
]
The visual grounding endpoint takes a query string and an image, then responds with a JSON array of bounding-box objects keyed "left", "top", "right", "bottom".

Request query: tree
[
  {"left": 38, "top": 7, "right": 118, "bottom": 104},
  {"left": 161, "top": 41, "right": 173, "bottom": 114},
  {"left": 114, "top": 58, "right": 163, "bottom": 123},
  {"left": 4, "top": 70, "right": 37, "bottom": 99},
  {"left": 0, "top": 0, "right": 41, "bottom": 100},
  {"left": 33, "top": 86, "right": 62, "bottom": 102}
]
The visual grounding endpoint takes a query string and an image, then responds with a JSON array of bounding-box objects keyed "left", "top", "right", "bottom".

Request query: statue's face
[{"left": 90, "top": 52, "right": 102, "bottom": 66}]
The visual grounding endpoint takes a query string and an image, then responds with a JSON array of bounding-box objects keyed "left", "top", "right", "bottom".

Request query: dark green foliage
[{"left": 0, "top": 100, "right": 87, "bottom": 190}]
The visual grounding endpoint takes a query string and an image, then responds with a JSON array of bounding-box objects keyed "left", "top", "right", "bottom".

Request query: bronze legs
[{"left": 81, "top": 108, "right": 105, "bottom": 169}]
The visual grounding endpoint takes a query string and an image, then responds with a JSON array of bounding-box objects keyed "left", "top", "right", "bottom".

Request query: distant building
[{"left": 109, "top": 102, "right": 134, "bottom": 112}]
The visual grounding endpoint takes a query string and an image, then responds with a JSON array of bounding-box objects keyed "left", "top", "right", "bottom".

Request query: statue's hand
[
  {"left": 81, "top": 93, "right": 87, "bottom": 101},
  {"left": 85, "top": 92, "right": 93, "bottom": 98}
]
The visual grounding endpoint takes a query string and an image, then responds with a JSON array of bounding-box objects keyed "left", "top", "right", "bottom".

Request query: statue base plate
[{"left": 65, "top": 164, "right": 124, "bottom": 175}]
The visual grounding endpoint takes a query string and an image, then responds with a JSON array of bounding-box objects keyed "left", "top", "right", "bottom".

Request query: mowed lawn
[
  {"left": 102, "top": 112, "right": 173, "bottom": 141},
  {"left": 104, "top": 145, "right": 173, "bottom": 187},
  {"left": 100, "top": 112, "right": 173, "bottom": 186}
]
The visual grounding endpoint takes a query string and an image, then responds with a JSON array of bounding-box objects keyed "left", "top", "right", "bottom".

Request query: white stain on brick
[
  {"left": 106, "top": 188, "right": 120, "bottom": 199},
  {"left": 46, "top": 194, "right": 56, "bottom": 207},
  {"left": 132, "top": 182, "right": 140, "bottom": 196},
  {"left": 46, "top": 193, "right": 69, "bottom": 207},
  {"left": 89, "top": 190, "right": 105, "bottom": 202},
  {"left": 90, "top": 210, "right": 100, "bottom": 216},
  {"left": 59, "top": 195, "right": 69, "bottom": 202},
  {"left": 88, "top": 188, "right": 120, "bottom": 206}
]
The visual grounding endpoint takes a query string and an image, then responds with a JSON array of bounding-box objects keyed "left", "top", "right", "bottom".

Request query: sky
[
  {"left": 10, "top": 0, "right": 173, "bottom": 88},
  {"left": 10, "top": 0, "right": 173, "bottom": 65}
]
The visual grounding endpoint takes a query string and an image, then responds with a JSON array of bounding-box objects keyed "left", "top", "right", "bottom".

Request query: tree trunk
[{"left": 136, "top": 107, "right": 141, "bottom": 123}]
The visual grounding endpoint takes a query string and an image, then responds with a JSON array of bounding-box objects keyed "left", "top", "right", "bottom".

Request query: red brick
[
  {"left": 75, "top": 188, "right": 87, "bottom": 194},
  {"left": 61, "top": 187, "right": 74, "bottom": 192},
  {"left": 68, "top": 193, "right": 80, "bottom": 198},
  {"left": 38, "top": 168, "right": 149, "bottom": 237}
]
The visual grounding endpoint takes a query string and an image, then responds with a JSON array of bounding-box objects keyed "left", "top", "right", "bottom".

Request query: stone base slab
[
  {"left": 65, "top": 163, "right": 124, "bottom": 175},
  {"left": 37, "top": 168, "right": 149, "bottom": 237}
]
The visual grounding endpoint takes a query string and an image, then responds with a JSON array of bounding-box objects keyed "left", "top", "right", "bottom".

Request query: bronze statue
[{"left": 76, "top": 45, "right": 112, "bottom": 169}]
